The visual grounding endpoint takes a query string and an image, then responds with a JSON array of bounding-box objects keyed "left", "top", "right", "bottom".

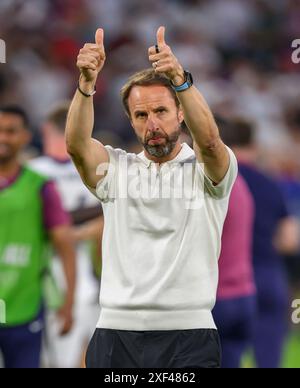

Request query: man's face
[
  {"left": 128, "top": 85, "right": 184, "bottom": 158},
  {"left": 0, "top": 113, "right": 30, "bottom": 165}
]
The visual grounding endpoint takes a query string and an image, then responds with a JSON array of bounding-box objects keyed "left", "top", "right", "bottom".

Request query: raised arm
[
  {"left": 66, "top": 28, "right": 109, "bottom": 190},
  {"left": 149, "top": 27, "right": 229, "bottom": 184}
]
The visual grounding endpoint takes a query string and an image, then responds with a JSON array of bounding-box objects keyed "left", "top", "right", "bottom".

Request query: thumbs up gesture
[
  {"left": 77, "top": 28, "right": 106, "bottom": 84},
  {"left": 148, "top": 26, "right": 185, "bottom": 86}
]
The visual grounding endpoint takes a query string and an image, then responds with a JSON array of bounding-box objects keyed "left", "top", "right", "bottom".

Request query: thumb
[
  {"left": 157, "top": 26, "right": 166, "bottom": 47},
  {"left": 95, "top": 28, "right": 104, "bottom": 47}
]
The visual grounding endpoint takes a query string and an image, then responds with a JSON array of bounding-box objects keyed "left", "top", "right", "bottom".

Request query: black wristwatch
[{"left": 171, "top": 71, "right": 193, "bottom": 92}]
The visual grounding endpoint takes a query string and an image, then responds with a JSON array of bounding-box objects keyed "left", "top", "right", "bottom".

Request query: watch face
[
  {"left": 185, "top": 71, "right": 193, "bottom": 85},
  {"left": 171, "top": 71, "right": 193, "bottom": 91}
]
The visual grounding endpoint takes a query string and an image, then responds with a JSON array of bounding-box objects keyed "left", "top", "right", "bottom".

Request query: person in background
[
  {"left": 213, "top": 174, "right": 257, "bottom": 369},
  {"left": 29, "top": 103, "right": 102, "bottom": 368},
  {"left": 279, "top": 106, "right": 300, "bottom": 297},
  {"left": 0, "top": 105, "right": 76, "bottom": 369},
  {"left": 213, "top": 118, "right": 256, "bottom": 369},
  {"left": 220, "top": 117, "right": 299, "bottom": 368}
]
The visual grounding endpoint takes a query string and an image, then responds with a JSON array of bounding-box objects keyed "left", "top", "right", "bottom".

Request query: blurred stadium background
[{"left": 0, "top": 0, "right": 300, "bottom": 368}]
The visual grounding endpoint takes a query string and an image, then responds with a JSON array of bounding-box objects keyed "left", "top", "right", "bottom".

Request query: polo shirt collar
[{"left": 137, "top": 143, "right": 194, "bottom": 168}]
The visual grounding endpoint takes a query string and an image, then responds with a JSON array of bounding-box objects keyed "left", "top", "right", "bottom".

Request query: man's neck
[
  {"left": 0, "top": 160, "right": 20, "bottom": 179},
  {"left": 144, "top": 142, "right": 183, "bottom": 165}
]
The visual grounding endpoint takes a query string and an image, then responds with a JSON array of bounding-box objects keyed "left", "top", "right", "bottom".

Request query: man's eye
[
  {"left": 137, "top": 113, "right": 147, "bottom": 118},
  {"left": 6, "top": 129, "right": 16, "bottom": 135},
  {"left": 158, "top": 109, "right": 166, "bottom": 113}
]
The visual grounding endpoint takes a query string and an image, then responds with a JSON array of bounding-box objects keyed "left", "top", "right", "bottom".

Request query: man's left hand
[{"left": 148, "top": 26, "right": 185, "bottom": 86}]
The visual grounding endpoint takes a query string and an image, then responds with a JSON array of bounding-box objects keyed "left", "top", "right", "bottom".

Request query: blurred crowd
[
  {"left": 1, "top": 0, "right": 300, "bottom": 368},
  {"left": 0, "top": 0, "right": 300, "bottom": 157}
]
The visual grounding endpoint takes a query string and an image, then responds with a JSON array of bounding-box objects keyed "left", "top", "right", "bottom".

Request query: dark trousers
[
  {"left": 86, "top": 328, "right": 221, "bottom": 368},
  {"left": 213, "top": 295, "right": 256, "bottom": 368},
  {"left": 0, "top": 311, "right": 44, "bottom": 369},
  {"left": 254, "top": 266, "right": 289, "bottom": 368}
]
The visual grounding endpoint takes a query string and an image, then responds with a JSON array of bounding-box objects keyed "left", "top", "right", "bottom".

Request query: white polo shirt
[{"left": 92, "top": 143, "right": 238, "bottom": 331}]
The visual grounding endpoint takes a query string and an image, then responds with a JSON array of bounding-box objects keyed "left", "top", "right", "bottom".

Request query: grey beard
[
  {"left": 142, "top": 128, "right": 181, "bottom": 158},
  {"left": 144, "top": 143, "right": 175, "bottom": 158},
  {"left": 0, "top": 155, "right": 14, "bottom": 165}
]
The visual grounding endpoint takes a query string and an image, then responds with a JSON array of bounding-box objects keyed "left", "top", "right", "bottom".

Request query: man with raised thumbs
[{"left": 66, "top": 27, "right": 238, "bottom": 368}]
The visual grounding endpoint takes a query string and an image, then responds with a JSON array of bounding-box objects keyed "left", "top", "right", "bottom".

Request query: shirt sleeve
[
  {"left": 203, "top": 146, "right": 238, "bottom": 199},
  {"left": 93, "top": 146, "right": 127, "bottom": 203},
  {"left": 41, "top": 181, "right": 71, "bottom": 230}
]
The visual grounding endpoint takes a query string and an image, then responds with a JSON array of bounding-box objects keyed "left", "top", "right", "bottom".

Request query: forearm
[
  {"left": 176, "top": 86, "right": 221, "bottom": 153},
  {"left": 70, "top": 205, "right": 102, "bottom": 226},
  {"left": 66, "top": 78, "right": 95, "bottom": 157},
  {"left": 56, "top": 241, "right": 76, "bottom": 336},
  {"left": 275, "top": 217, "right": 300, "bottom": 255},
  {"left": 174, "top": 75, "right": 229, "bottom": 183},
  {"left": 50, "top": 227, "right": 76, "bottom": 306},
  {"left": 73, "top": 216, "right": 104, "bottom": 242},
  {"left": 60, "top": 245, "right": 76, "bottom": 306},
  {"left": 66, "top": 32, "right": 109, "bottom": 188},
  {"left": 149, "top": 27, "right": 230, "bottom": 183}
]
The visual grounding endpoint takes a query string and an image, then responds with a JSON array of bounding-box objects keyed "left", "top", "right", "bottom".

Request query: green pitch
[{"left": 242, "top": 332, "right": 300, "bottom": 368}]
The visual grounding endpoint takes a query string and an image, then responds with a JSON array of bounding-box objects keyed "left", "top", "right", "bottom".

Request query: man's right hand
[
  {"left": 67, "top": 28, "right": 109, "bottom": 192},
  {"left": 77, "top": 28, "right": 106, "bottom": 86}
]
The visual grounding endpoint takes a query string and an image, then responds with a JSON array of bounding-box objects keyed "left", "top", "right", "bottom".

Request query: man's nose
[
  {"left": 0, "top": 132, "right": 9, "bottom": 142},
  {"left": 146, "top": 116, "right": 159, "bottom": 132}
]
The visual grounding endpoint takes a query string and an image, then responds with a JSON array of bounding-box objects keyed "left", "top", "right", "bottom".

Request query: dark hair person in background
[
  {"left": 0, "top": 106, "right": 75, "bottom": 368},
  {"left": 213, "top": 117, "right": 256, "bottom": 369},
  {"left": 29, "top": 103, "right": 102, "bottom": 368},
  {"left": 219, "top": 118, "right": 299, "bottom": 368},
  {"left": 279, "top": 106, "right": 300, "bottom": 297}
]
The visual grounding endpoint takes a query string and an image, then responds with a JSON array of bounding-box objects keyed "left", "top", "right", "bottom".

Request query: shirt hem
[{"left": 96, "top": 308, "right": 216, "bottom": 331}]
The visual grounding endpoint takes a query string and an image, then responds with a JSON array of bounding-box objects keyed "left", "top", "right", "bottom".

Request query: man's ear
[
  {"left": 23, "top": 128, "right": 33, "bottom": 147},
  {"left": 129, "top": 117, "right": 135, "bottom": 130},
  {"left": 178, "top": 107, "right": 184, "bottom": 124},
  {"left": 125, "top": 110, "right": 132, "bottom": 123},
  {"left": 128, "top": 113, "right": 135, "bottom": 130}
]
